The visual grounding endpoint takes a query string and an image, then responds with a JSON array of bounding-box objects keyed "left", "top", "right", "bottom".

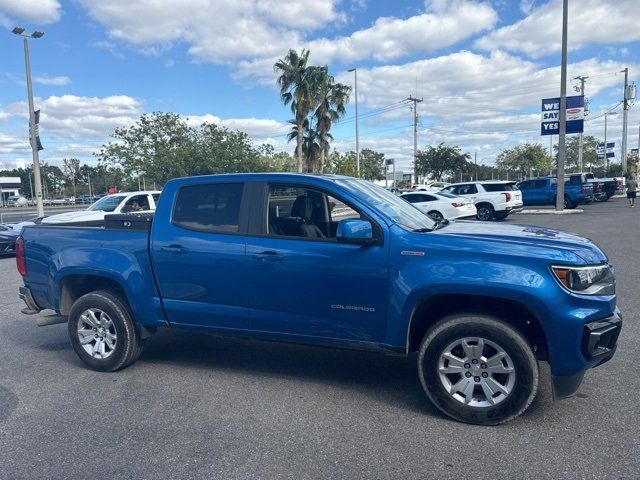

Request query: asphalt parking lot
[{"left": 0, "top": 198, "right": 638, "bottom": 479}]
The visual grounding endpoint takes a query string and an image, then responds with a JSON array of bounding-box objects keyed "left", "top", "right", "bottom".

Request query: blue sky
[{"left": 0, "top": 0, "right": 639, "bottom": 172}]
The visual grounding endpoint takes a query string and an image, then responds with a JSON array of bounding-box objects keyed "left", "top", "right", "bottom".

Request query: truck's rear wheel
[
  {"left": 476, "top": 204, "right": 494, "bottom": 221},
  {"left": 417, "top": 314, "right": 538, "bottom": 425},
  {"left": 68, "top": 290, "right": 144, "bottom": 372}
]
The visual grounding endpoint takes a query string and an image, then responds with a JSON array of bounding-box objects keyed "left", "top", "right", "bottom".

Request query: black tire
[
  {"left": 68, "top": 290, "right": 144, "bottom": 372},
  {"left": 493, "top": 211, "right": 509, "bottom": 220},
  {"left": 476, "top": 204, "right": 495, "bottom": 221},
  {"left": 565, "top": 196, "right": 577, "bottom": 209},
  {"left": 427, "top": 210, "right": 444, "bottom": 222},
  {"left": 417, "top": 314, "right": 538, "bottom": 425},
  {"left": 552, "top": 195, "right": 575, "bottom": 209}
]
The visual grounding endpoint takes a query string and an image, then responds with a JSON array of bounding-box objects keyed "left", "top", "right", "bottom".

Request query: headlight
[{"left": 551, "top": 264, "right": 615, "bottom": 295}]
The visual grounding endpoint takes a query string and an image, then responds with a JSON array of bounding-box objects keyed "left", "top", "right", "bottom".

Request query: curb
[{"left": 518, "top": 209, "right": 584, "bottom": 215}]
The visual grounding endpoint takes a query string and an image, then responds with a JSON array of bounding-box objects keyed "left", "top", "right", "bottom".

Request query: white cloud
[
  {"left": 77, "top": 0, "right": 337, "bottom": 64},
  {"left": 186, "top": 114, "right": 289, "bottom": 139},
  {"left": 0, "top": 0, "right": 61, "bottom": 24},
  {"left": 327, "top": 51, "right": 639, "bottom": 168},
  {"left": 306, "top": 0, "right": 497, "bottom": 64},
  {"left": 0, "top": 95, "right": 144, "bottom": 139},
  {"left": 33, "top": 75, "right": 71, "bottom": 86},
  {"left": 78, "top": 0, "right": 498, "bottom": 83},
  {"left": 476, "top": 0, "right": 640, "bottom": 58},
  {"left": 338, "top": 51, "right": 636, "bottom": 121},
  {"left": 0, "top": 133, "right": 30, "bottom": 155}
]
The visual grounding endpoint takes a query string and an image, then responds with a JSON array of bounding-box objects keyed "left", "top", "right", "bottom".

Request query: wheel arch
[
  {"left": 59, "top": 274, "right": 128, "bottom": 316},
  {"left": 406, "top": 293, "right": 548, "bottom": 360}
]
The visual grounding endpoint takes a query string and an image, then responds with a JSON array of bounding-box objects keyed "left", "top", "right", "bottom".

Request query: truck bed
[{"left": 20, "top": 224, "right": 162, "bottom": 326}]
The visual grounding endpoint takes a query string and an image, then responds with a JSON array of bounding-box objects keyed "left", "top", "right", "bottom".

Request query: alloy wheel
[
  {"left": 437, "top": 337, "right": 515, "bottom": 407},
  {"left": 76, "top": 308, "right": 117, "bottom": 359}
]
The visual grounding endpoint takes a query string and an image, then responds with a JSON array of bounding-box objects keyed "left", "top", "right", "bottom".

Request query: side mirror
[{"left": 336, "top": 219, "right": 375, "bottom": 245}]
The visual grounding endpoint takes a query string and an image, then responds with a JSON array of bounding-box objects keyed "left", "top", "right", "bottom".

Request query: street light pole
[
  {"left": 348, "top": 68, "right": 360, "bottom": 177},
  {"left": 13, "top": 27, "right": 45, "bottom": 217},
  {"left": 574, "top": 76, "right": 588, "bottom": 172},
  {"left": 556, "top": 0, "right": 568, "bottom": 211},
  {"left": 621, "top": 67, "right": 629, "bottom": 174}
]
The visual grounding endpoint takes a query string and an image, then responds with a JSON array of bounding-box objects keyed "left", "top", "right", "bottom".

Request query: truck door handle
[
  {"left": 252, "top": 250, "right": 283, "bottom": 262},
  {"left": 161, "top": 244, "right": 188, "bottom": 254}
]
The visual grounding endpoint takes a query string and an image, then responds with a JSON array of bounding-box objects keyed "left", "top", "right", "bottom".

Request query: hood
[
  {"left": 41, "top": 210, "right": 105, "bottom": 224},
  {"left": 431, "top": 220, "right": 607, "bottom": 264}
]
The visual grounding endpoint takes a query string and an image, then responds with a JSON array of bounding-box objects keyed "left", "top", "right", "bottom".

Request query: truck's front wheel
[
  {"left": 68, "top": 290, "right": 144, "bottom": 372},
  {"left": 417, "top": 314, "right": 538, "bottom": 425}
]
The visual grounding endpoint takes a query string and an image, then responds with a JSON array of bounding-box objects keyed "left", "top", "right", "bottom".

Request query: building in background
[{"left": 0, "top": 177, "right": 22, "bottom": 206}]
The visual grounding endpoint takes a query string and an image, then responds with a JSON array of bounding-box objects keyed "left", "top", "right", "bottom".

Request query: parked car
[
  {"left": 440, "top": 181, "right": 523, "bottom": 221},
  {"left": 583, "top": 173, "right": 622, "bottom": 201},
  {"left": 411, "top": 181, "right": 451, "bottom": 192},
  {"left": 6, "top": 195, "right": 28, "bottom": 207},
  {"left": 18, "top": 173, "right": 622, "bottom": 425},
  {"left": 400, "top": 191, "right": 476, "bottom": 221},
  {"left": 516, "top": 177, "right": 593, "bottom": 209},
  {"left": 41, "top": 191, "right": 161, "bottom": 226},
  {"left": 0, "top": 224, "right": 19, "bottom": 255}
]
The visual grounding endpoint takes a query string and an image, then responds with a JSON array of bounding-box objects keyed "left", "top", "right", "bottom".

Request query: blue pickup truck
[
  {"left": 17, "top": 174, "right": 621, "bottom": 425},
  {"left": 517, "top": 175, "right": 594, "bottom": 209}
]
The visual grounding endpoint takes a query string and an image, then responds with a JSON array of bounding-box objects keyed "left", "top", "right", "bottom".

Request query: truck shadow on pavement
[{"left": 132, "top": 328, "right": 551, "bottom": 420}]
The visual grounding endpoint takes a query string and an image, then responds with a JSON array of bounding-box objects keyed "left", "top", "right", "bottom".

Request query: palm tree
[
  {"left": 286, "top": 119, "right": 321, "bottom": 172},
  {"left": 313, "top": 74, "right": 350, "bottom": 173},
  {"left": 274, "top": 49, "right": 319, "bottom": 173}
]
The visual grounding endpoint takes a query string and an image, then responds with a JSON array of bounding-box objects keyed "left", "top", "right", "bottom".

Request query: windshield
[
  {"left": 87, "top": 195, "right": 126, "bottom": 212},
  {"left": 436, "top": 192, "right": 458, "bottom": 199},
  {"left": 336, "top": 179, "right": 436, "bottom": 231}
]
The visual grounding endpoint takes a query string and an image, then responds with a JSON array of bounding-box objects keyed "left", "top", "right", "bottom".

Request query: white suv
[{"left": 440, "top": 181, "right": 523, "bottom": 221}]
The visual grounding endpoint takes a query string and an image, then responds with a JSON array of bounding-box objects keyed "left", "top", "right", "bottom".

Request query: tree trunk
[
  {"left": 318, "top": 147, "right": 325, "bottom": 174},
  {"left": 296, "top": 117, "right": 303, "bottom": 173}
]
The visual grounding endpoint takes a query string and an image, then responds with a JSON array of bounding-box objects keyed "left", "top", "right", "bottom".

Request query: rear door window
[
  {"left": 173, "top": 183, "right": 244, "bottom": 234},
  {"left": 482, "top": 183, "right": 516, "bottom": 192}
]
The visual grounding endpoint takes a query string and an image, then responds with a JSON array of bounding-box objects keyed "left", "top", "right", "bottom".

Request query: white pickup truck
[{"left": 440, "top": 181, "right": 523, "bottom": 221}]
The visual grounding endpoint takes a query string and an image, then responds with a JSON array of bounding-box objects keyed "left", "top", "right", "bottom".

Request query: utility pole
[
  {"left": 392, "top": 159, "right": 396, "bottom": 188},
  {"left": 574, "top": 75, "right": 588, "bottom": 172},
  {"left": 474, "top": 152, "right": 478, "bottom": 181},
  {"left": 407, "top": 95, "right": 423, "bottom": 185},
  {"left": 604, "top": 113, "right": 611, "bottom": 176},
  {"left": 348, "top": 68, "right": 360, "bottom": 177},
  {"left": 12, "top": 27, "right": 45, "bottom": 217},
  {"left": 556, "top": 0, "right": 568, "bottom": 211},
  {"left": 621, "top": 67, "right": 629, "bottom": 174}
]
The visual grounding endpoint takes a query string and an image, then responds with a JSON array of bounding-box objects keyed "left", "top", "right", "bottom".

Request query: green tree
[
  {"left": 326, "top": 150, "right": 357, "bottom": 177},
  {"left": 313, "top": 72, "right": 350, "bottom": 173},
  {"left": 359, "top": 149, "right": 385, "bottom": 181},
  {"left": 96, "top": 112, "right": 197, "bottom": 186},
  {"left": 555, "top": 135, "right": 603, "bottom": 172},
  {"left": 496, "top": 143, "right": 552, "bottom": 179},
  {"left": 196, "top": 122, "right": 264, "bottom": 174},
  {"left": 274, "top": 49, "right": 319, "bottom": 173},
  {"left": 62, "top": 158, "right": 81, "bottom": 196},
  {"left": 414, "top": 143, "right": 470, "bottom": 180}
]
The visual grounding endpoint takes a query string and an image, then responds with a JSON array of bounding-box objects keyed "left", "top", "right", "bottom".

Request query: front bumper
[{"left": 552, "top": 312, "right": 622, "bottom": 399}]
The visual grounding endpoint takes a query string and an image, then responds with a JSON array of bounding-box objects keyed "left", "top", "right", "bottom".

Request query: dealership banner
[
  {"left": 541, "top": 95, "right": 584, "bottom": 135},
  {"left": 597, "top": 142, "right": 615, "bottom": 159}
]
